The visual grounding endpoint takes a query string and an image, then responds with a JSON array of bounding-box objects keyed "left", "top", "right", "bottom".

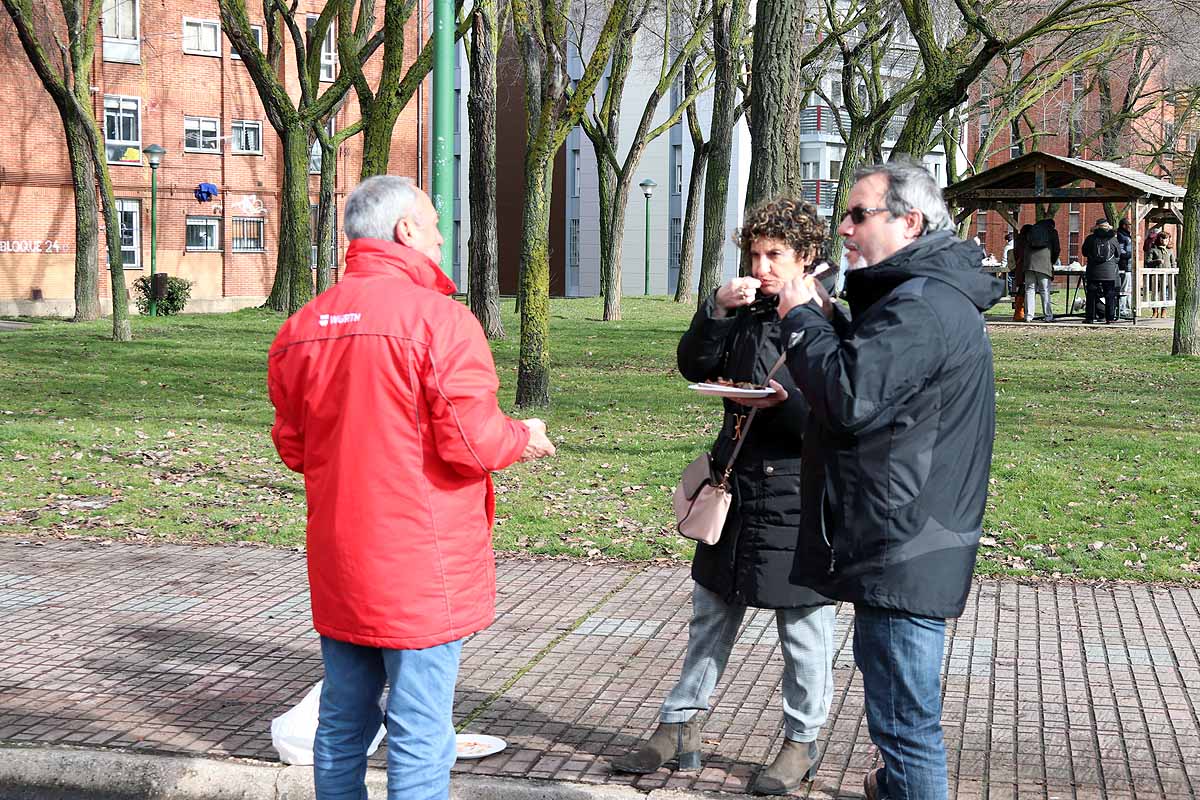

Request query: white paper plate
[
  {"left": 455, "top": 733, "right": 507, "bottom": 760},
  {"left": 688, "top": 382, "right": 776, "bottom": 399}
]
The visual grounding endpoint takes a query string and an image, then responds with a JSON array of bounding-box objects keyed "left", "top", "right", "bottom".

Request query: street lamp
[
  {"left": 144, "top": 144, "right": 166, "bottom": 317},
  {"left": 639, "top": 179, "right": 657, "bottom": 296}
]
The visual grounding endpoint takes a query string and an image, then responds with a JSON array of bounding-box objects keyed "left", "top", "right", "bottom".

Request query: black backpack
[
  {"left": 1092, "top": 236, "right": 1118, "bottom": 264},
  {"left": 1027, "top": 224, "right": 1053, "bottom": 250}
]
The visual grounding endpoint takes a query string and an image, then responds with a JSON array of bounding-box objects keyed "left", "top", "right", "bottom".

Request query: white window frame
[
  {"left": 672, "top": 145, "right": 683, "bottom": 194},
  {"left": 185, "top": 216, "right": 221, "bottom": 252},
  {"left": 231, "top": 119, "right": 263, "bottom": 154},
  {"left": 229, "top": 24, "right": 263, "bottom": 60},
  {"left": 184, "top": 116, "right": 221, "bottom": 154},
  {"left": 571, "top": 148, "right": 581, "bottom": 198},
  {"left": 306, "top": 15, "right": 337, "bottom": 82},
  {"left": 104, "top": 95, "right": 141, "bottom": 165},
  {"left": 182, "top": 18, "right": 221, "bottom": 57},
  {"left": 102, "top": 0, "right": 140, "bottom": 62},
  {"left": 116, "top": 199, "right": 141, "bottom": 269},
  {"left": 801, "top": 161, "right": 818, "bottom": 180},
  {"left": 232, "top": 217, "right": 266, "bottom": 253}
]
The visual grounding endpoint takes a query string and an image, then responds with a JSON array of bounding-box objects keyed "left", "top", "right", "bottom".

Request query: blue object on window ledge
[{"left": 194, "top": 182, "right": 220, "bottom": 203}]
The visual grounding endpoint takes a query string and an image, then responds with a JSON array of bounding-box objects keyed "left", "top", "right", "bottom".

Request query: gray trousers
[
  {"left": 660, "top": 583, "right": 835, "bottom": 742},
  {"left": 1025, "top": 275, "right": 1053, "bottom": 320}
]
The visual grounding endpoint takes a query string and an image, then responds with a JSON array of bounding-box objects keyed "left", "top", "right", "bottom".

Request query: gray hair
[
  {"left": 853, "top": 159, "right": 954, "bottom": 234},
  {"left": 344, "top": 175, "right": 419, "bottom": 241}
]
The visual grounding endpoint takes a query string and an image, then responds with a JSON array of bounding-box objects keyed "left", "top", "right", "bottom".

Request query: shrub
[{"left": 132, "top": 275, "right": 193, "bottom": 316}]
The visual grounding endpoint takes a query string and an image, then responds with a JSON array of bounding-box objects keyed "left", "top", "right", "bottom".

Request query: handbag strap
[{"left": 718, "top": 347, "right": 793, "bottom": 485}]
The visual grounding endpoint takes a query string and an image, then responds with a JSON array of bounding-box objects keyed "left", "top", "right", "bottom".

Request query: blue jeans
[
  {"left": 314, "top": 636, "right": 463, "bottom": 800},
  {"left": 853, "top": 606, "right": 947, "bottom": 800}
]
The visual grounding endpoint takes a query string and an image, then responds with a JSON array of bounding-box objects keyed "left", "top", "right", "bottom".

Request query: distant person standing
[
  {"left": 1146, "top": 230, "right": 1176, "bottom": 319},
  {"left": 1082, "top": 220, "right": 1120, "bottom": 324},
  {"left": 268, "top": 176, "right": 556, "bottom": 800},
  {"left": 1116, "top": 219, "right": 1133, "bottom": 318},
  {"left": 1024, "top": 219, "right": 1059, "bottom": 322}
]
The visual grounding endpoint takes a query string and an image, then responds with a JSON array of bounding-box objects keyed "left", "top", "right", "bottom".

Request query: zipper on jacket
[{"left": 820, "top": 487, "right": 836, "bottom": 574}]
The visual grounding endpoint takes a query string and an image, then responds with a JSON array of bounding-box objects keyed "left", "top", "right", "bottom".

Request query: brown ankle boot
[
  {"left": 610, "top": 719, "right": 702, "bottom": 773},
  {"left": 752, "top": 739, "right": 821, "bottom": 795}
]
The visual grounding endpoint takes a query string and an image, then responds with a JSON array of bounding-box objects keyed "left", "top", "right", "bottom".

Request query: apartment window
[
  {"left": 184, "top": 116, "right": 220, "bottom": 153},
  {"left": 453, "top": 221, "right": 461, "bottom": 270},
  {"left": 454, "top": 155, "right": 461, "bottom": 200},
  {"left": 116, "top": 200, "right": 140, "bottom": 269},
  {"left": 801, "top": 161, "right": 818, "bottom": 180},
  {"left": 230, "top": 25, "right": 263, "bottom": 60},
  {"left": 673, "top": 145, "right": 683, "bottom": 194},
  {"left": 186, "top": 217, "right": 221, "bottom": 251},
  {"left": 104, "top": 95, "right": 141, "bottom": 164},
  {"left": 1072, "top": 72, "right": 1085, "bottom": 100},
  {"left": 1189, "top": 133, "right": 1199, "bottom": 152},
  {"left": 102, "top": 0, "right": 139, "bottom": 62},
  {"left": 306, "top": 16, "right": 336, "bottom": 81},
  {"left": 231, "top": 217, "right": 265, "bottom": 252},
  {"left": 182, "top": 18, "right": 220, "bottom": 56},
  {"left": 932, "top": 162, "right": 942, "bottom": 182},
  {"left": 568, "top": 218, "right": 580, "bottom": 275},
  {"left": 309, "top": 204, "right": 338, "bottom": 267},
  {"left": 828, "top": 160, "right": 842, "bottom": 180},
  {"left": 1069, "top": 203, "right": 1081, "bottom": 260},
  {"left": 976, "top": 210, "right": 988, "bottom": 235},
  {"left": 231, "top": 120, "right": 262, "bottom": 154},
  {"left": 669, "top": 216, "right": 682, "bottom": 271},
  {"left": 831, "top": 80, "right": 842, "bottom": 105},
  {"left": 978, "top": 109, "right": 990, "bottom": 146},
  {"left": 571, "top": 148, "right": 581, "bottom": 198},
  {"left": 309, "top": 119, "right": 335, "bottom": 173}
]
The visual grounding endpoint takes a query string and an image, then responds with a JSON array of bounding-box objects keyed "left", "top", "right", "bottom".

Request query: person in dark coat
[
  {"left": 773, "top": 160, "right": 1005, "bottom": 800},
  {"left": 1082, "top": 219, "right": 1121, "bottom": 323},
  {"left": 613, "top": 199, "right": 835, "bottom": 795},
  {"left": 1116, "top": 219, "right": 1133, "bottom": 317}
]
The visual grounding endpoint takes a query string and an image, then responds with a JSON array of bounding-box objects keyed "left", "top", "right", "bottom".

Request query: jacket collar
[{"left": 343, "top": 237, "right": 458, "bottom": 296}]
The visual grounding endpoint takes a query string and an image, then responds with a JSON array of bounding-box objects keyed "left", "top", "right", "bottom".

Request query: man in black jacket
[
  {"left": 1082, "top": 220, "right": 1120, "bottom": 323},
  {"left": 773, "top": 160, "right": 1004, "bottom": 800}
]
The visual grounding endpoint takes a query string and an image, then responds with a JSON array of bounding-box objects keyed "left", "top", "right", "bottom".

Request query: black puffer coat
[
  {"left": 779, "top": 232, "right": 1005, "bottom": 619},
  {"left": 677, "top": 293, "right": 831, "bottom": 609}
]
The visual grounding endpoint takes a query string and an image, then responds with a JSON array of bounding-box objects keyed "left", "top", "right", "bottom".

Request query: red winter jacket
[{"left": 267, "top": 238, "right": 530, "bottom": 650}]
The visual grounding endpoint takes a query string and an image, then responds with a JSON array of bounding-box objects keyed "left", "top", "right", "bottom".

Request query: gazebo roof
[{"left": 944, "top": 151, "right": 1186, "bottom": 208}]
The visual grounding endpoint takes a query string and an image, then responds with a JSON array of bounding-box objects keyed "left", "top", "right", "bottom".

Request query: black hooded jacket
[
  {"left": 677, "top": 291, "right": 831, "bottom": 609},
  {"left": 778, "top": 232, "right": 1005, "bottom": 619},
  {"left": 1083, "top": 227, "right": 1120, "bottom": 282}
]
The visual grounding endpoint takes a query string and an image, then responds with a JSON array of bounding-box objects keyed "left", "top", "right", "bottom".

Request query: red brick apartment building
[
  {"left": 0, "top": 0, "right": 424, "bottom": 316},
  {"left": 967, "top": 52, "right": 1185, "bottom": 261}
]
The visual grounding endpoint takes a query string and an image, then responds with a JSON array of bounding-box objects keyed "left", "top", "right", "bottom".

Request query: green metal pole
[
  {"left": 432, "top": 0, "right": 454, "bottom": 275},
  {"left": 149, "top": 166, "right": 158, "bottom": 317},
  {"left": 644, "top": 195, "right": 651, "bottom": 295}
]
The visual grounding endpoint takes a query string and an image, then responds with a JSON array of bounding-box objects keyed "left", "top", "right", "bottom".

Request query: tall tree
[
  {"left": 218, "top": 0, "right": 375, "bottom": 315},
  {"left": 466, "top": 0, "right": 506, "bottom": 338},
  {"left": 1176, "top": 138, "right": 1200, "bottom": 354},
  {"left": 673, "top": 55, "right": 709, "bottom": 303},
  {"left": 695, "top": 0, "right": 749, "bottom": 301},
  {"left": 3, "top": 0, "right": 131, "bottom": 340},
  {"left": 580, "top": 0, "right": 712, "bottom": 320},
  {"left": 511, "top": 0, "right": 631, "bottom": 406}
]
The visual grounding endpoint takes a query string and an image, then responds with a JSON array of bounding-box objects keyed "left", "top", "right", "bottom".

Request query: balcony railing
[
  {"left": 801, "top": 179, "right": 838, "bottom": 208},
  {"left": 800, "top": 106, "right": 840, "bottom": 136}
]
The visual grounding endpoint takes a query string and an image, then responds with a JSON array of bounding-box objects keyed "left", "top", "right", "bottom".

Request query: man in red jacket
[{"left": 268, "top": 176, "right": 555, "bottom": 800}]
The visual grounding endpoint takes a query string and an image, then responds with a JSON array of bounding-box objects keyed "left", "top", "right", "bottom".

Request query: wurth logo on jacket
[{"left": 267, "top": 237, "right": 531, "bottom": 651}]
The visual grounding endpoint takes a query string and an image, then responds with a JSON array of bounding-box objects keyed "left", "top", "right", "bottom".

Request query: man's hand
[
  {"left": 520, "top": 418, "right": 556, "bottom": 461},
  {"left": 735, "top": 379, "right": 788, "bottom": 409},
  {"left": 776, "top": 272, "right": 833, "bottom": 320},
  {"left": 713, "top": 277, "right": 762, "bottom": 317}
]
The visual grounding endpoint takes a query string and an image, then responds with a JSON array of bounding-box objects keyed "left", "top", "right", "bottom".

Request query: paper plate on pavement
[
  {"left": 689, "top": 382, "right": 776, "bottom": 399},
  {"left": 456, "top": 733, "right": 507, "bottom": 760}
]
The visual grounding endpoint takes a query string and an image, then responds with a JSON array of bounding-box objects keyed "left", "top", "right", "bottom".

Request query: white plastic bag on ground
[{"left": 270, "top": 680, "right": 387, "bottom": 765}]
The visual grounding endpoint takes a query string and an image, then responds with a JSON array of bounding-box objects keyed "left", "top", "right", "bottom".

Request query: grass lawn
[{"left": 1, "top": 298, "right": 1197, "bottom": 582}]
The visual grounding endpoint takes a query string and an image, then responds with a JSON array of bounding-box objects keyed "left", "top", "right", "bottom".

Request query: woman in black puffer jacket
[{"left": 612, "top": 199, "right": 835, "bottom": 796}]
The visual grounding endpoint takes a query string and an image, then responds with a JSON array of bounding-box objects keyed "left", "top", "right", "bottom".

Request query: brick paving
[{"left": 1, "top": 540, "right": 1198, "bottom": 798}]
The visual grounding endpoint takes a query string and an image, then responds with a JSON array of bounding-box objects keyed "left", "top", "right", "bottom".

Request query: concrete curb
[{"left": 0, "top": 746, "right": 735, "bottom": 800}]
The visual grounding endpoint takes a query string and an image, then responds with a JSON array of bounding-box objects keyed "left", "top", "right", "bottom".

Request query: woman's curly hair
[{"left": 735, "top": 197, "right": 827, "bottom": 265}]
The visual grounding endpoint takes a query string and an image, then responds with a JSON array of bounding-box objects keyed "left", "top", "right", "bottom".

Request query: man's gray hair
[
  {"left": 344, "top": 175, "right": 419, "bottom": 241},
  {"left": 853, "top": 159, "right": 954, "bottom": 234}
]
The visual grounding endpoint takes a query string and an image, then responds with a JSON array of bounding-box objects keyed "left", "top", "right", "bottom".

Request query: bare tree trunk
[
  {"left": 315, "top": 137, "right": 336, "bottom": 294},
  {"left": 697, "top": 0, "right": 748, "bottom": 302},
  {"left": 597, "top": 164, "right": 621, "bottom": 320},
  {"left": 467, "top": 0, "right": 504, "bottom": 339},
  {"left": 674, "top": 145, "right": 707, "bottom": 303},
  {"left": 266, "top": 128, "right": 315, "bottom": 315},
  {"left": 85, "top": 125, "right": 131, "bottom": 341},
  {"left": 64, "top": 113, "right": 100, "bottom": 321},
  {"left": 1174, "top": 142, "right": 1200, "bottom": 355},
  {"left": 516, "top": 146, "right": 554, "bottom": 407},
  {"left": 745, "top": 0, "right": 805, "bottom": 208}
]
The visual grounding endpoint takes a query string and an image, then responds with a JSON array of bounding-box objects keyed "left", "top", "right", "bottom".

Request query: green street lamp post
[
  {"left": 639, "top": 179, "right": 657, "bottom": 296},
  {"left": 431, "top": 0, "right": 454, "bottom": 273},
  {"left": 145, "top": 144, "right": 165, "bottom": 317}
]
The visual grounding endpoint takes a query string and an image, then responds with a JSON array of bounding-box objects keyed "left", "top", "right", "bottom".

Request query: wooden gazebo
[{"left": 944, "top": 152, "right": 1183, "bottom": 321}]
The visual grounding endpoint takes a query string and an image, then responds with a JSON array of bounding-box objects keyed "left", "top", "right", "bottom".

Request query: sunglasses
[{"left": 842, "top": 206, "right": 888, "bottom": 225}]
